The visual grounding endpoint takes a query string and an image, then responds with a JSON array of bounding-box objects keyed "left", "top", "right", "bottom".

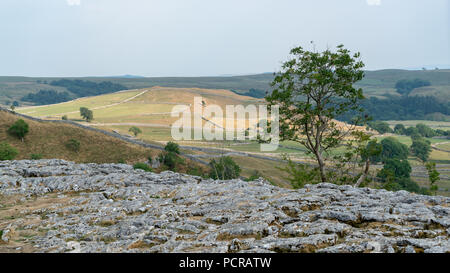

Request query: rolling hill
[{"left": 2, "top": 69, "right": 449, "bottom": 106}]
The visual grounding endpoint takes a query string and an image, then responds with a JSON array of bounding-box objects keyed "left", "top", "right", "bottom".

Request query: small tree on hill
[
  {"left": 129, "top": 126, "right": 142, "bottom": 137},
  {"left": 266, "top": 44, "right": 366, "bottom": 182},
  {"left": 8, "top": 119, "right": 29, "bottom": 142},
  {"left": 80, "top": 107, "right": 93, "bottom": 122},
  {"left": 0, "top": 142, "right": 18, "bottom": 161}
]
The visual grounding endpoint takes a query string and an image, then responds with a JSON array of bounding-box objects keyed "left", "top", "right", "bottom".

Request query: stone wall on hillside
[{"left": 0, "top": 160, "right": 449, "bottom": 253}]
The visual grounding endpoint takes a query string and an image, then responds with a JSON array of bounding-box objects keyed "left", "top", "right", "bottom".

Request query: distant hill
[{"left": 1, "top": 69, "right": 449, "bottom": 106}]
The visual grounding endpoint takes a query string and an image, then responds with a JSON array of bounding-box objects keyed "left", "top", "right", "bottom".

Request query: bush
[
  {"left": 129, "top": 126, "right": 142, "bottom": 137},
  {"left": 8, "top": 119, "right": 29, "bottom": 141},
  {"left": 62, "top": 115, "right": 68, "bottom": 120},
  {"left": 30, "top": 153, "right": 43, "bottom": 160},
  {"left": 164, "top": 142, "right": 180, "bottom": 154},
  {"left": 133, "top": 162, "right": 152, "bottom": 172},
  {"left": 65, "top": 139, "right": 81, "bottom": 152},
  {"left": 158, "top": 151, "right": 184, "bottom": 171},
  {"left": 0, "top": 142, "right": 18, "bottom": 161},
  {"left": 246, "top": 170, "right": 264, "bottom": 182},
  {"left": 209, "top": 156, "right": 241, "bottom": 180}
]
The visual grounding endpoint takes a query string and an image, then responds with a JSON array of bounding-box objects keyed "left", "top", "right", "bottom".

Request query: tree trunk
[
  {"left": 355, "top": 159, "right": 370, "bottom": 188},
  {"left": 316, "top": 152, "right": 326, "bottom": 183}
]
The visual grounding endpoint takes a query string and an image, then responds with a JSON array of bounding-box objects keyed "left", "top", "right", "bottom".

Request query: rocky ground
[{"left": 0, "top": 160, "right": 449, "bottom": 253}]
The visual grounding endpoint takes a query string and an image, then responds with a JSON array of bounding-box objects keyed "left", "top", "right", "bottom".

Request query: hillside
[
  {"left": 1, "top": 69, "right": 449, "bottom": 106},
  {"left": 0, "top": 109, "right": 157, "bottom": 164},
  {"left": 1, "top": 160, "right": 449, "bottom": 253}
]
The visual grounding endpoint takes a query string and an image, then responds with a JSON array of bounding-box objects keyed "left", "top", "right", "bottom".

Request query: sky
[{"left": 0, "top": 0, "right": 449, "bottom": 77}]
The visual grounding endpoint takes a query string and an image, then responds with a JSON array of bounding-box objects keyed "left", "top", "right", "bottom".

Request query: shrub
[
  {"left": 8, "top": 119, "right": 29, "bottom": 142},
  {"left": 164, "top": 142, "right": 180, "bottom": 154},
  {"left": 246, "top": 170, "right": 264, "bottom": 182},
  {"left": 133, "top": 162, "right": 152, "bottom": 172},
  {"left": 158, "top": 151, "right": 184, "bottom": 171},
  {"left": 65, "top": 139, "right": 81, "bottom": 152},
  {"left": 0, "top": 142, "right": 18, "bottom": 161},
  {"left": 209, "top": 156, "right": 241, "bottom": 180},
  {"left": 62, "top": 115, "right": 68, "bottom": 120},
  {"left": 30, "top": 153, "right": 43, "bottom": 160}
]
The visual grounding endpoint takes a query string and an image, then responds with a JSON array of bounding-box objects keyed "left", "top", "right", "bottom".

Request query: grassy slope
[{"left": 0, "top": 110, "right": 158, "bottom": 164}]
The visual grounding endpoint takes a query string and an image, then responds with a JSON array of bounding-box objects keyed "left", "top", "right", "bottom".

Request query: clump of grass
[{"left": 133, "top": 162, "right": 152, "bottom": 172}]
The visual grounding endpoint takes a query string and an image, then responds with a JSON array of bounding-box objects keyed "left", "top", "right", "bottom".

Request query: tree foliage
[
  {"left": 8, "top": 119, "right": 29, "bottom": 142},
  {"left": 379, "top": 137, "right": 409, "bottom": 162},
  {"left": 266, "top": 44, "right": 365, "bottom": 182},
  {"left": 80, "top": 107, "right": 93, "bottom": 122},
  {"left": 0, "top": 142, "right": 18, "bottom": 161},
  {"left": 209, "top": 156, "right": 241, "bottom": 180},
  {"left": 50, "top": 79, "right": 127, "bottom": 97},
  {"left": 21, "top": 90, "right": 72, "bottom": 105},
  {"left": 410, "top": 137, "right": 431, "bottom": 162},
  {"left": 129, "top": 126, "right": 142, "bottom": 137},
  {"left": 395, "top": 78, "right": 431, "bottom": 95}
]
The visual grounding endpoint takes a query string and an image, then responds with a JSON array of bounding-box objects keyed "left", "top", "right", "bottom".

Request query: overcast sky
[{"left": 0, "top": 0, "right": 449, "bottom": 77}]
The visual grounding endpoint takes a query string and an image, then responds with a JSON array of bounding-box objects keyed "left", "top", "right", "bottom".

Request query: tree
[
  {"left": 425, "top": 162, "right": 440, "bottom": 194},
  {"left": 8, "top": 119, "right": 29, "bottom": 142},
  {"left": 80, "top": 107, "right": 93, "bottom": 122},
  {"left": 209, "top": 156, "right": 241, "bottom": 180},
  {"left": 0, "top": 142, "right": 18, "bottom": 161},
  {"left": 266, "top": 44, "right": 365, "bottom": 182},
  {"left": 129, "top": 126, "right": 142, "bottom": 137},
  {"left": 380, "top": 137, "right": 409, "bottom": 162},
  {"left": 367, "top": 121, "right": 392, "bottom": 134},
  {"left": 410, "top": 138, "right": 431, "bottom": 162},
  {"left": 165, "top": 141, "right": 180, "bottom": 154},
  {"left": 416, "top": 123, "right": 436, "bottom": 138},
  {"left": 393, "top": 124, "right": 406, "bottom": 135},
  {"left": 395, "top": 79, "right": 431, "bottom": 96},
  {"left": 378, "top": 158, "right": 412, "bottom": 180}
]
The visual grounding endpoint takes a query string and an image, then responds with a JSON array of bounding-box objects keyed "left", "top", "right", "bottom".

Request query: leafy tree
[
  {"left": 416, "top": 123, "right": 436, "bottom": 138},
  {"left": 80, "top": 107, "right": 93, "bottom": 122},
  {"left": 158, "top": 151, "right": 184, "bottom": 171},
  {"left": 129, "top": 126, "right": 142, "bottom": 137},
  {"left": 0, "top": 142, "right": 18, "bottom": 161},
  {"left": 367, "top": 121, "right": 392, "bottom": 134},
  {"left": 378, "top": 158, "right": 412, "bottom": 180},
  {"left": 65, "top": 139, "right": 81, "bottom": 152},
  {"left": 8, "top": 119, "right": 29, "bottom": 142},
  {"left": 380, "top": 137, "right": 409, "bottom": 162},
  {"left": 425, "top": 162, "right": 440, "bottom": 194},
  {"left": 393, "top": 124, "right": 406, "bottom": 135},
  {"left": 266, "top": 44, "right": 365, "bottom": 182},
  {"left": 164, "top": 141, "right": 180, "bottom": 154},
  {"left": 405, "top": 126, "right": 419, "bottom": 137},
  {"left": 62, "top": 115, "right": 68, "bottom": 120},
  {"left": 209, "top": 156, "right": 241, "bottom": 180},
  {"left": 410, "top": 138, "right": 431, "bottom": 162}
]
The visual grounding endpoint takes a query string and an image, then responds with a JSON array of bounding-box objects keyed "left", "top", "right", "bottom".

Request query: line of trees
[
  {"left": 50, "top": 79, "right": 127, "bottom": 97},
  {"left": 21, "top": 90, "right": 73, "bottom": 105}
]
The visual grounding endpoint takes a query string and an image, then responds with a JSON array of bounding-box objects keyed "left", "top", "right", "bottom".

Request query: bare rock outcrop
[{"left": 0, "top": 160, "right": 448, "bottom": 253}]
